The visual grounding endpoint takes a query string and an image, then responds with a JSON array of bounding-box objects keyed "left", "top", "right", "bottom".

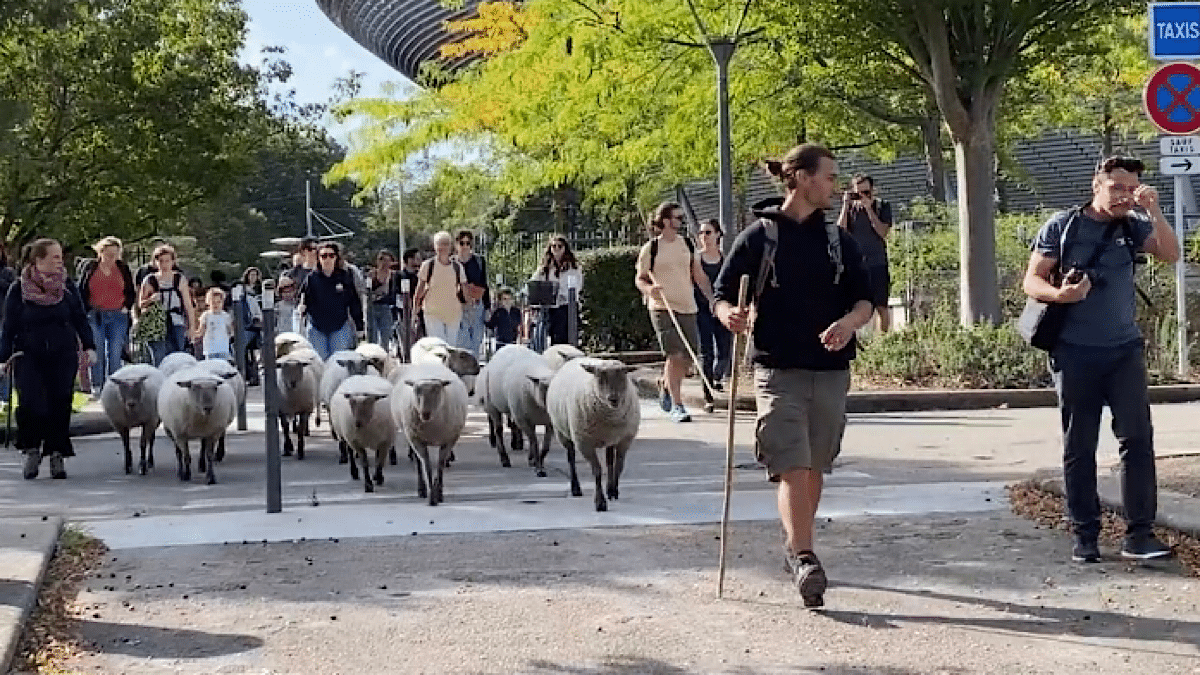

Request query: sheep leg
[
  {"left": 516, "top": 420, "right": 540, "bottom": 475},
  {"left": 486, "top": 408, "right": 511, "bottom": 468},
  {"left": 411, "top": 441, "right": 435, "bottom": 505},
  {"left": 138, "top": 423, "right": 152, "bottom": 475},
  {"left": 535, "top": 425, "right": 553, "bottom": 479},
  {"left": 176, "top": 439, "right": 191, "bottom": 482},
  {"left": 358, "top": 446, "right": 374, "bottom": 493},
  {"left": 198, "top": 441, "right": 207, "bottom": 473},
  {"left": 606, "top": 442, "right": 629, "bottom": 501},
  {"left": 202, "top": 438, "right": 217, "bottom": 485},
  {"left": 509, "top": 416, "right": 523, "bottom": 452},
  {"left": 280, "top": 414, "right": 294, "bottom": 456},
  {"left": 145, "top": 424, "right": 156, "bottom": 470},
  {"left": 373, "top": 446, "right": 387, "bottom": 486},
  {"left": 579, "top": 444, "right": 606, "bottom": 512},
  {"left": 214, "top": 434, "right": 226, "bottom": 462},
  {"left": 348, "top": 443, "right": 360, "bottom": 481},
  {"left": 433, "top": 444, "right": 453, "bottom": 505},
  {"left": 564, "top": 438, "right": 583, "bottom": 498},
  {"left": 339, "top": 439, "right": 350, "bottom": 464},
  {"left": 389, "top": 445, "right": 398, "bottom": 465},
  {"left": 119, "top": 428, "right": 133, "bottom": 475},
  {"left": 296, "top": 413, "right": 308, "bottom": 460}
]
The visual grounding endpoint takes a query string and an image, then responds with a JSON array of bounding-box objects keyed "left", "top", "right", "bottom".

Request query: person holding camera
[
  {"left": 836, "top": 174, "right": 893, "bottom": 332},
  {"left": 1022, "top": 155, "right": 1179, "bottom": 563}
]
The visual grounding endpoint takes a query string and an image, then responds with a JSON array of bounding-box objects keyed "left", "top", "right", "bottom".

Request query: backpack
[
  {"left": 145, "top": 271, "right": 187, "bottom": 318},
  {"left": 649, "top": 235, "right": 696, "bottom": 272},
  {"left": 752, "top": 216, "right": 844, "bottom": 303},
  {"left": 424, "top": 258, "right": 467, "bottom": 303}
]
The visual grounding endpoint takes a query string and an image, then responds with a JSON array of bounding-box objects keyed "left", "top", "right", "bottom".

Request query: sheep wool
[
  {"left": 157, "top": 367, "right": 236, "bottom": 485},
  {"left": 330, "top": 374, "right": 396, "bottom": 493},
  {"left": 391, "top": 361, "right": 468, "bottom": 506},
  {"left": 101, "top": 364, "right": 165, "bottom": 476}
]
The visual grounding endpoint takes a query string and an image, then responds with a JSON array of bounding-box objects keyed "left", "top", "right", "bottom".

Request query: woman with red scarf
[{"left": 0, "top": 239, "right": 95, "bottom": 480}]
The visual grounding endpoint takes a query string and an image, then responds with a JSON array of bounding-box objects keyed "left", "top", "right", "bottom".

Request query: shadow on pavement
[
  {"left": 514, "top": 658, "right": 963, "bottom": 674},
  {"left": 75, "top": 619, "right": 263, "bottom": 658}
]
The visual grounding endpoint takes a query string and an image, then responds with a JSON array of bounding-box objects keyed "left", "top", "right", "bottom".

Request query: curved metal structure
[{"left": 315, "top": 0, "right": 482, "bottom": 82}]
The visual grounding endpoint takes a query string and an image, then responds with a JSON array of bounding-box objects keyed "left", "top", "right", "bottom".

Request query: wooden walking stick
[
  {"left": 717, "top": 275, "right": 749, "bottom": 598},
  {"left": 3, "top": 352, "right": 23, "bottom": 449}
]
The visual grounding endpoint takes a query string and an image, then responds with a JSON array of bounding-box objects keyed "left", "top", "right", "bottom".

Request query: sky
[{"left": 240, "top": 0, "right": 417, "bottom": 135}]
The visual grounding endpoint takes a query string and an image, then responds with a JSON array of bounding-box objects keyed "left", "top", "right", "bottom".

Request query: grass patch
[{"left": 14, "top": 525, "right": 109, "bottom": 674}]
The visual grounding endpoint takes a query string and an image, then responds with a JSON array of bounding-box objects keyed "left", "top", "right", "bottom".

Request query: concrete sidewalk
[{"left": 0, "top": 518, "right": 61, "bottom": 672}]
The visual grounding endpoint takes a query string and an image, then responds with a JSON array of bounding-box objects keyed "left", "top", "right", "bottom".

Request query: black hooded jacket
[{"left": 713, "top": 202, "right": 873, "bottom": 371}]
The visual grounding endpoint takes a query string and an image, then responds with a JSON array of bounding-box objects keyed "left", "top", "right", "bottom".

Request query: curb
[
  {"left": 632, "top": 370, "right": 1200, "bottom": 414},
  {"left": 0, "top": 517, "right": 63, "bottom": 673},
  {"left": 0, "top": 412, "right": 113, "bottom": 444},
  {"left": 1033, "top": 474, "right": 1200, "bottom": 541}
]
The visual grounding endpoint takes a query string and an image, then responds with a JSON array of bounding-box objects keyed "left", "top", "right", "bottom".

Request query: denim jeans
[
  {"left": 369, "top": 304, "right": 395, "bottom": 349},
  {"left": 306, "top": 321, "right": 356, "bottom": 361},
  {"left": 89, "top": 309, "right": 129, "bottom": 389},
  {"left": 149, "top": 322, "right": 186, "bottom": 367},
  {"left": 696, "top": 308, "right": 732, "bottom": 389},
  {"left": 457, "top": 302, "right": 486, "bottom": 356},
  {"left": 1051, "top": 340, "right": 1157, "bottom": 539}
]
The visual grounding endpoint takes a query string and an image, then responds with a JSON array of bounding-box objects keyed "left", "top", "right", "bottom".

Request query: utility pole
[{"left": 305, "top": 180, "right": 313, "bottom": 239}]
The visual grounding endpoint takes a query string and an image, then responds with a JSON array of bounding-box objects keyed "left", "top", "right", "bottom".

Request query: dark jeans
[
  {"left": 697, "top": 308, "right": 732, "bottom": 393},
  {"left": 548, "top": 306, "right": 571, "bottom": 346},
  {"left": 14, "top": 349, "right": 79, "bottom": 457},
  {"left": 1050, "top": 340, "right": 1156, "bottom": 539}
]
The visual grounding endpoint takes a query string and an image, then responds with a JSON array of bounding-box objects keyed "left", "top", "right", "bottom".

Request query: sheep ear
[
  {"left": 436, "top": 379, "right": 452, "bottom": 388},
  {"left": 176, "top": 380, "right": 192, "bottom": 389},
  {"left": 337, "top": 359, "right": 353, "bottom": 367},
  {"left": 620, "top": 365, "right": 638, "bottom": 375},
  {"left": 580, "top": 363, "right": 599, "bottom": 375},
  {"left": 342, "top": 391, "right": 354, "bottom": 399}
]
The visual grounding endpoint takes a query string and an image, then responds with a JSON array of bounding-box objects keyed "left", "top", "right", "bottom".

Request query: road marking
[{"left": 86, "top": 481, "right": 1006, "bottom": 550}]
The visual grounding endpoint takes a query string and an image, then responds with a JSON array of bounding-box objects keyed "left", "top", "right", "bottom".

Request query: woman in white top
[
  {"left": 137, "top": 244, "right": 197, "bottom": 366},
  {"left": 528, "top": 235, "right": 583, "bottom": 346},
  {"left": 197, "top": 287, "right": 234, "bottom": 360}
]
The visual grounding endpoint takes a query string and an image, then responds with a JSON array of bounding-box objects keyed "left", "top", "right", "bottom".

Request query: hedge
[{"left": 577, "top": 246, "right": 656, "bottom": 353}]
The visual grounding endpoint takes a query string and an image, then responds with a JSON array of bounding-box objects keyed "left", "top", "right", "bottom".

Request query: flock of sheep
[{"left": 99, "top": 334, "right": 642, "bottom": 511}]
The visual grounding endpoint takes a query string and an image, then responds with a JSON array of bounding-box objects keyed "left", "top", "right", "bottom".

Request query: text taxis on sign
[{"left": 1151, "top": 3, "right": 1200, "bottom": 60}]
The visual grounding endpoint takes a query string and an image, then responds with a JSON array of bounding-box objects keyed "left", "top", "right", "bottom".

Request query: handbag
[
  {"left": 1018, "top": 209, "right": 1121, "bottom": 351},
  {"left": 135, "top": 301, "right": 167, "bottom": 344}
]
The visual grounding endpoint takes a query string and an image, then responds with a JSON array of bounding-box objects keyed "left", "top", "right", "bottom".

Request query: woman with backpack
[
  {"left": 296, "top": 241, "right": 364, "bottom": 360},
  {"left": 367, "top": 250, "right": 398, "bottom": 349},
  {"left": 0, "top": 239, "right": 96, "bottom": 480},
  {"left": 693, "top": 219, "right": 732, "bottom": 412},
  {"left": 528, "top": 234, "right": 583, "bottom": 347},
  {"left": 77, "top": 236, "right": 136, "bottom": 394},
  {"left": 412, "top": 231, "right": 466, "bottom": 343},
  {"left": 137, "top": 244, "right": 197, "bottom": 366},
  {"left": 239, "top": 267, "right": 264, "bottom": 385}
]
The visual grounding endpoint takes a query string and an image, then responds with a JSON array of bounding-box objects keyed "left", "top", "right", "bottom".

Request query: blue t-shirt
[{"left": 1032, "top": 209, "right": 1153, "bottom": 348}]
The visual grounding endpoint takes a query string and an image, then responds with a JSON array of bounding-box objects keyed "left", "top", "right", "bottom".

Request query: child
[
  {"left": 197, "top": 287, "right": 234, "bottom": 361},
  {"left": 485, "top": 288, "right": 522, "bottom": 347}
]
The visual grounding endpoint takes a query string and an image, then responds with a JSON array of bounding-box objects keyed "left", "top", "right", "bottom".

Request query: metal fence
[{"left": 482, "top": 230, "right": 645, "bottom": 294}]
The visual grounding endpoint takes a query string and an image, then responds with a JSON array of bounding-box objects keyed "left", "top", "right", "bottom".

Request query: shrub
[{"left": 577, "top": 246, "right": 656, "bottom": 353}]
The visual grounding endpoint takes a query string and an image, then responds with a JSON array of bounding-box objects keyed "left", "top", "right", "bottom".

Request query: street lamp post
[{"left": 709, "top": 37, "right": 736, "bottom": 251}]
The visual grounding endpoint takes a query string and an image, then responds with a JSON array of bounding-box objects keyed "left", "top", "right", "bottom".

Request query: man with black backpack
[
  {"left": 635, "top": 201, "right": 715, "bottom": 423},
  {"left": 714, "top": 144, "right": 874, "bottom": 609},
  {"left": 1022, "top": 155, "right": 1179, "bottom": 564}
]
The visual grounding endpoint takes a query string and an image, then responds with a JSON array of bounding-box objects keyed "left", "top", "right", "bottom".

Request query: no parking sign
[{"left": 1144, "top": 62, "right": 1200, "bottom": 134}]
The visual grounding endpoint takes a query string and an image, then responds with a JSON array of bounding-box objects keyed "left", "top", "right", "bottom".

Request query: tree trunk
[
  {"left": 920, "top": 113, "right": 947, "bottom": 202},
  {"left": 954, "top": 130, "right": 1001, "bottom": 326},
  {"left": 1101, "top": 101, "right": 1114, "bottom": 156}
]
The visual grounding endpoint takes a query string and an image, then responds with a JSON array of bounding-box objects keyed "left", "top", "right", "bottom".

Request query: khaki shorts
[
  {"left": 754, "top": 367, "right": 851, "bottom": 480},
  {"left": 649, "top": 310, "right": 699, "bottom": 359}
]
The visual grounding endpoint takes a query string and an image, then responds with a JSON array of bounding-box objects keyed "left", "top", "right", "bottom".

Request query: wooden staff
[{"left": 717, "top": 275, "right": 749, "bottom": 598}]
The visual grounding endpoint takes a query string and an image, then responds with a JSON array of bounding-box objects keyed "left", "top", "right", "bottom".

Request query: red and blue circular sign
[{"left": 1145, "top": 62, "right": 1200, "bottom": 134}]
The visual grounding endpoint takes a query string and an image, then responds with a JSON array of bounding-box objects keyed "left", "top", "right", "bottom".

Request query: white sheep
[
  {"left": 355, "top": 342, "right": 396, "bottom": 378},
  {"left": 274, "top": 332, "right": 313, "bottom": 358},
  {"left": 482, "top": 345, "right": 556, "bottom": 476},
  {"left": 193, "top": 359, "right": 246, "bottom": 462},
  {"left": 330, "top": 374, "right": 396, "bottom": 493},
  {"left": 320, "top": 350, "right": 379, "bottom": 463},
  {"left": 158, "top": 367, "right": 236, "bottom": 484},
  {"left": 100, "top": 364, "right": 165, "bottom": 475},
  {"left": 275, "top": 351, "right": 319, "bottom": 460},
  {"left": 411, "top": 336, "right": 480, "bottom": 396},
  {"left": 283, "top": 346, "right": 324, "bottom": 428},
  {"left": 158, "top": 352, "right": 197, "bottom": 379},
  {"left": 543, "top": 344, "right": 585, "bottom": 372},
  {"left": 391, "top": 361, "right": 468, "bottom": 506},
  {"left": 546, "top": 358, "right": 640, "bottom": 512}
]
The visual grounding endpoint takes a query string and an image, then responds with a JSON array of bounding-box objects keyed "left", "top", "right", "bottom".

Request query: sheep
[
  {"left": 543, "top": 344, "right": 585, "bottom": 372},
  {"left": 275, "top": 351, "right": 319, "bottom": 460},
  {"left": 157, "top": 367, "right": 236, "bottom": 484},
  {"left": 330, "top": 374, "right": 396, "bottom": 493},
  {"left": 275, "top": 332, "right": 313, "bottom": 358},
  {"left": 193, "top": 359, "right": 245, "bottom": 462},
  {"left": 545, "top": 358, "right": 640, "bottom": 512},
  {"left": 320, "top": 350, "right": 378, "bottom": 463},
  {"left": 158, "top": 352, "right": 197, "bottom": 379},
  {"left": 355, "top": 342, "right": 396, "bottom": 378},
  {"left": 480, "top": 346, "right": 557, "bottom": 476},
  {"left": 283, "top": 346, "right": 324, "bottom": 429},
  {"left": 411, "top": 337, "right": 480, "bottom": 396},
  {"left": 391, "top": 361, "right": 468, "bottom": 506},
  {"left": 100, "top": 364, "right": 165, "bottom": 475}
]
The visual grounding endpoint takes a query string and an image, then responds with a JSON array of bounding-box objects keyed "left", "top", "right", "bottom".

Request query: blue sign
[{"left": 1151, "top": 3, "right": 1200, "bottom": 60}]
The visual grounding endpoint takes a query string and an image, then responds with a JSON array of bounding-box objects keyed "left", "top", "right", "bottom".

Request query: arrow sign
[{"left": 1163, "top": 155, "right": 1200, "bottom": 174}]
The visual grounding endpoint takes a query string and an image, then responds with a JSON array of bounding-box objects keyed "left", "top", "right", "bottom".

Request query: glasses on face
[
  {"left": 551, "top": 243, "right": 565, "bottom": 250},
  {"left": 458, "top": 240, "right": 472, "bottom": 247},
  {"left": 319, "top": 252, "right": 337, "bottom": 259},
  {"left": 699, "top": 230, "right": 716, "bottom": 236}
]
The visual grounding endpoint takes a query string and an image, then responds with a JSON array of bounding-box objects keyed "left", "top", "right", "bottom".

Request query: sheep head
[
  {"left": 524, "top": 372, "right": 553, "bottom": 408},
  {"left": 580, "top": 361, "right": 637, "bottom": 409},
  {"left": 111, "top": 375, "right": 149, "bottom": 413},
  {"left": 442, "top": 348, "right": 481, "bottom": 377},
  {"left": 343, "top": 391, "right": 387, "bottom": 429},
  {"left": 403, "top": 378, "right": 452, "bottom": 422},
  {"left": 175, "top": 376, "right": 225, "bottom": 415},
  {"left": 336, "top": 357, "right": 372, "bottom": 377},
  {"left": 278, "top": 360, "right": 308, "bottom": 389},
  {"left": 275, "top": 338, "right": 300, "bottom": 358}
]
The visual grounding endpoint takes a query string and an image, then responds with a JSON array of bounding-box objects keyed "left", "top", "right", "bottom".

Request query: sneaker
[
  {"left": 658, "top": 380, "right": 672, "bottom": 413},
  {"left": 712, "top": 380, "right": 725, "bottom": 392},
  {"left": 703, "top": 403, "right": 715, "bottom": 414},
  {"left": 48, "top": 453, "right": 66, "bottom": 480},
  {"left": 1121, "top": 533, "right": 1173, "bottom": 560},
  {"left": 1071, "top": 537, "right": 1101, "bottom": 563},
  {"left": 22, "top": 451, "right": 40, "bottom": 480},
  {"left": 669, "top": 405, "right": 692, "bottom": 423},
  {"left": 787, "top": 550, "right": 827, "bottom": 608}
]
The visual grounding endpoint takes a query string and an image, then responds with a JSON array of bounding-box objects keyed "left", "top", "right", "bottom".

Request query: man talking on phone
[{"left": 1022, "top": 156, "right": 1179, "bottom": 564}]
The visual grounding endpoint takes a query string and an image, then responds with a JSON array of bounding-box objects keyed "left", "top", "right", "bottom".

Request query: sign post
[{"left": 260, "top": 279, "right": 282, "bottom": 514}]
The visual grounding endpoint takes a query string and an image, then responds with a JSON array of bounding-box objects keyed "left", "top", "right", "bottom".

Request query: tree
[{"left": 0, "top": 0, "right": 271, "bottom": 249}]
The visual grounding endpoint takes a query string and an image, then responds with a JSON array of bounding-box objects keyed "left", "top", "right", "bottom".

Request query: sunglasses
[
  {"left": 458, "top": 240, "right": 472, "bottom": 246},
  {"left": 699, "top": 230, "right": 717, "bottom": 236},
  {"left": 551, "top": 243, "right": 565, "bottom": 250},
  {"left": 318, "top": 252, "right": 337, "bottom": 259}
]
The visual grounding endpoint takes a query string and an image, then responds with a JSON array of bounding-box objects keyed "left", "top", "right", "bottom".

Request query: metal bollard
[
  {"left": 231, "top": 284, "right": 247, "bottom": 431},
  {"left": 567, "top": 287, "right": 579, "bottom": 347},
  {"left": 397, "top": 278, "right": 412, "bottom": 363},
  {"left": 260, "top": 279, "right": 282, "bottom": 513}
]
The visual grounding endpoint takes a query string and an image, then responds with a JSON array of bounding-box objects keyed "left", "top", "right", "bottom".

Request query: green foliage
[
  {"left": 577, "top": 246, "right": 655, "bottom": 352},
  {"left": 854, "top": 313, "right": 1050, "bottom": 389}
]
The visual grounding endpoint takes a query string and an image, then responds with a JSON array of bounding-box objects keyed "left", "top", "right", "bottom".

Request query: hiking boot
[
  {"left": 48, "top": 453, "right": 66, "bottom": 479},
  {"left": 22, "top": 451, "right": 40, "bottom": 480},
  {"left": 658, "top": 380, "right": 672, "bottom": 413},
  {"left": 787, "top": 550, "right": 827, "bottom": 608},
  {"left": 1071, "top": 537, "right": 1101, "bottom": 563},
  {"left": 703, "top": 402, "right": 715, "bottom": 414},
  {"left": 668, "top": 405, "right": 692, "bottom": 423},
  {"left": 1121, "top": 533, "right": 1173, "bottom": 560}
]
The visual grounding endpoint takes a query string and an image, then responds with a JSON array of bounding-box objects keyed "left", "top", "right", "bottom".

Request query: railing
[{"left": 483, "top": 230, "right": 644, "bottom": 293}]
